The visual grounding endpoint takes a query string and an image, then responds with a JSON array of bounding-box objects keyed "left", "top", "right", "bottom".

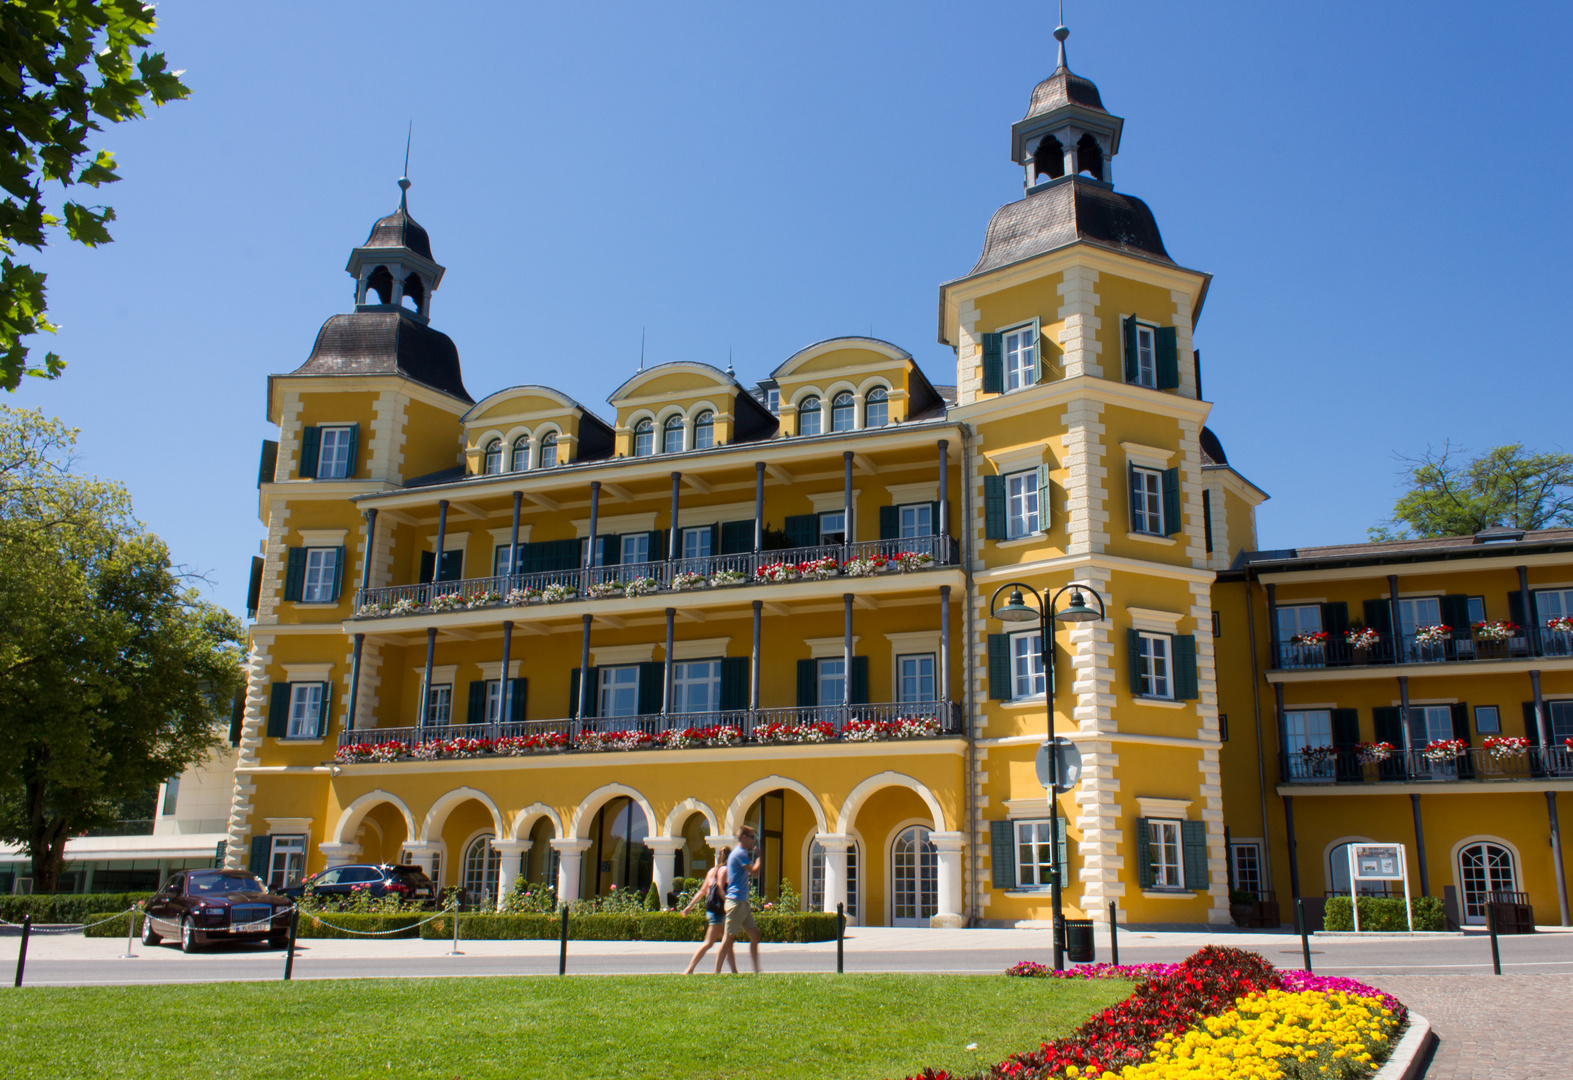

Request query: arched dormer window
[
  {"left": 864, "top": 387, "right": 889, "bottom": 429},
  {"left": 1075, "top": 133, "right": 1104, "bottom": 181},
  {"left": 831, "top": 392, "right": 855, "bottom": 432},
  {"left": 1032, "top": 135, "right": 1065, "bottom": 183},
  {"left": 633, "top": 419, "right": 654, "bottom": 457},
  {"left": 798, "top": 396, "right": 821, "bottom": 436},
  {"left": 539, "top": 432, "right": 559, "bottom": 468},
  {"left": 483, "top": 438, "right": 502, "bottom": 475},
  {"left": 510, "top": 435, "right": 530, "bottom": 472},
  {"left": 693, "top": 410, "right": 715, "bottom": 449},
  {"left": 662, "top": 415, "right": 685, "bottom": 454}
]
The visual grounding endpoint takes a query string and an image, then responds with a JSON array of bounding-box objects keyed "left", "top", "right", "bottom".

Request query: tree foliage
[
  {"left": 1370, "top": 442, "right": 1573, "bottom": 541},
  {"left": 0, "top": 406, "right": 242, "bottom": 890},
  {"left": 0, "top": 1, "right": 188, "bottom": 389}
]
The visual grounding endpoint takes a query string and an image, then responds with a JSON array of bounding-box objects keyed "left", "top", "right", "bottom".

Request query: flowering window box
[
  {"left": 1472, "top": 620, "right": 1518, "bottom": 642},
  {"left": 840, "top": 556, "right": 885, "bottom": 577},
  {"left": 1422, "top": 738, "right": 1467, "bottom": 762},
  {"left": 891, "top": 550, "right": 934, "bottom": 572},
  {"left": 1355, "top": 741, "right": 1394, "bottom": 764},
  {"left": 756, "top": 562, "right": 799, "bottom": 583},
  {"left": 494, "top": 732, "right": 569, "bottom": 755},
  {"left": 622, "top": 576, "right": 659, "bottom": 598},
  {"left": 1413, "top": 623, "right": 1452, "bottom": 645},
  {"left": 799, "top": 556, "right": 839, "bottom": 580},
  {"left": 389, "top": 598, "right": 420, "bottom": 617},
  {"left": 1289, "top": 631, "right": 1329, "bottom": 647},
  {"left": 585, "top": 581, "right": 624, "bottom": 599},
  {"left": 465, "top": 590, "right": 502, "bottom": 609},
  {"left": 430, "top": 593, "right": 467, "bottom": 613},
  {"left": 670, "top": 571, "right": 706, "bottom": 591},
  {"left": 708, "top": 569, "right": 745, "bottom": 587},
  {"left": 541, "top": 583, "right": 576, "bottom": 603},
  {"left": 1549, "top": 616, "right": 1573, "bottom": 633},
  {"left": 1345, "top": 626, "right": 1381, "bottom": 651},
  {"left": 505, "top": 587, "right": 541, "bottom": 606},
  {"left": 753, "top": 721, "right": 835, "bottom": 745},
  {"left": 1483, "top": 736, "right": 1529, "bottom": 761}
]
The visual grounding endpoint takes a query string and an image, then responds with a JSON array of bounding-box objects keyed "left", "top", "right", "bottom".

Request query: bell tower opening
[
  {"left": 362, "top": 265, "right": 393, "bottom": 306},
  {"left": 1033, "top": 135, "right": 1065, "bottom": 183},
  {"left": 402, "top": 272, "right": 425, "bottom": 312},
  {"left": 1075, "top": 133, "right": 1103, "bottom": 181},
  {"left": 1008, "top": 23, "right": 1123, "bottom": 193}
]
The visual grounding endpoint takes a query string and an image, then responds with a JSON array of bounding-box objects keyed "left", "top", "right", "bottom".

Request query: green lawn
[{"left": 0, "top": 973, "right": 1130, "bottom": 1080}]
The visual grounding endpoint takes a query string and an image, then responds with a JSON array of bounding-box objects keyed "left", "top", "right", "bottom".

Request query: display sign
[
  {"left": 1035, "top": 738, "right": 1082, "bottom": 794},
  {"left": 1345, "top": 842, "right": 1412, "bottom": 932}
]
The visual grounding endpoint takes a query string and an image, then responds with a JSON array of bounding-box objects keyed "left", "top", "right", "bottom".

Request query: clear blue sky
[{"left": 13, "top": 1, "right": 1572, "bottom": 618}]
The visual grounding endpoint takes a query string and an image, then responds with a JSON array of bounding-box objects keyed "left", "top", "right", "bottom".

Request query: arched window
[
  {"left": 510, "top": 435, "right": 530, "bottom": 472},
  {"left": 809, "top": 839, "right": 860, "bottom": 918},
  {"left": 693, "top": 411, "right": 715, "bottom": 449},
  {"left": 483, "top": 439, "right": 502, "bottom": 476},
  {"left": 662, "top": 415, "right": 685, "bottom": 454},
  {"left": 633, "top": 419, "right": 654, "bottom": 457},
  {"left": 462, "top": 834, "right": 500, "bottom": 901},
  {"left": 1076, "top": 133, "right": 1104, "bottom": 181},
  {"left": 891, "top": 826, "right": 938, "bottom": 926},
  {"left": 1033, "top": 135, "right": 1065, "bottom": 183},
  {"left": 798, "top": 396, "right": 821, "bottom": 436},
  {"left": 401, "top": 272, "right": 424, "bottom": 312},
  {"left": 1458, "top": 842, "right": 1518, "bottom": 924},
  {"left": 831, "top": 392, "right": 856, "bottom": 432},
  {"left": 539, "top": 432, "right": 559, "bottom": 469},
  {"left": 864, "top": 387, "right": 888, "bottom": 429},
  {"left": 363, "top": 265, "right": 393, "bottom": 305}
]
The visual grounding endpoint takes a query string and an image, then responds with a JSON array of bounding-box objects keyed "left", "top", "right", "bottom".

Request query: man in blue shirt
[{"left": 716, "top": 824, "right": 763, "bottom": 973}]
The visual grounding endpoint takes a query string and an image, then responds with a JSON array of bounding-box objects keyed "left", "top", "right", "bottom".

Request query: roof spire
[
  {"left": 398, "top": 121, "right": 412, "bottom": 209},
  {"left": 1054, "top": 3, "right": 1070, "bottom": 72},
  {"left": 726, "top": 345, "right": 734, "bottom": 378}
]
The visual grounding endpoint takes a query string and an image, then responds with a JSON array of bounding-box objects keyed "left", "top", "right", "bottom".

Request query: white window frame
[
  {"left": 1148, "top": 819, "right": 1183, "bottom": 889},
  {"left": 1006, "top": 470, "right": 1039, "bottom": 538},
  {"left": 797, "top": 397, "right": 821, "bottom": 436},
  {"left": 896, "top": 653, "right": 935, "bottom": 704},
  {"left": 1230, "top": 841, "right": 1263, "bottom": 895},
  {"left": 898, "top": 503, "right": 932, "bottom": 539},
  {"left": 1002, "top": 323, "right": 1037, "bottom": 392},
  {"left": 682, "top": 526, "right": 712, "bottom": 561},
  {"left": 1132, "top": 322, "right": 1157, "bottom": 388},
  {"left": 808, "top": 839, "right": 859, "bottom": 918},
  {"left": 483, "top": 440, "right": 502, "bottom": 475},
  {"left": 538, "top": 434, "right": 558, "bottom": 468},
  {"left": 316, "top": 426, "right": 353, "bottom": 479},
  {"left": 662, "top": 415, "right": 685, "bottom": 454},
  {"left": 268, "top": 835, "right": 307, "bottom": 891},
  {"left": 765, "top": 387, "right": 780, "bottom": 415},
  {"left": 1014, "top": 819, "right": 1056, "bottom": 889},
  {"left": 484, "top": 679, "right": 506, "bottom": 723},
  {"left": 1131, "top": 466, "right": 1164, "bottom": 535},
  {"left": 462, "top": 834, "right": 500, "bottom": 900},
  {"left": 632, "top": 420, "right": 654, "bottom": 457},
  {"left": 620, "top": 533, "right": 650, "bottom": 566},
  {"left": 599, "top": 665, "right": 640, "bottom": 718},
  {"left": 301, "top": 548, "right": 339, "bottom": 603},
  {"left": 672, "top": 659, "right": 721, "bottom": 714},
  {"left": 864, "top": 388, "right": 889, "bottom": 428},
  {"left": 817, "top": 658, "right": 846, "bottom": 707},
  {"left": 819, "top": 510, "right": 846, "bottom": 546},
  {"left": 286, "top": 682, "right": 323, "bottom": 738},
  {"left": 1137, "top": 632, "right": 1173, "bottom": 699},
  {"left": 1011, "top": 630, "right": 1045, "bottom": 700},
  {"left": 1275, "top": 604, "right": 1323, "bottom": 643},
  {"left": 426, "top": 683, "right": 453, "bottom": 726},
  {"left": 693, "top": 411, "right": 715, "bottom": 449},
  {"left": 510, "top": 436, "right": 530, "bottom": 472},
  {"left": 830, "top": 392, "right": 855, "bottom": 432}
]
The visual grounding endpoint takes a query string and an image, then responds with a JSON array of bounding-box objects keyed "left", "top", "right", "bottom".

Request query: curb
[
  {"left": 1313, "top": 931, "right": 1463, "bottom": 939},
  {"left": 1372, "top": 1012, "right": 1435, "bottom": 1080}
]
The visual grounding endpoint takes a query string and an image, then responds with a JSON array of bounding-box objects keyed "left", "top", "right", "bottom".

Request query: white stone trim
[
  {"left": 671, "top": 637, "right": 732, "bottom": 660},
  {"left": 590, "top": 643, "right": 657, "bottom": 666},
  {"left": 282, "top": 663, "right": 334, "bottom": 682},
  {"left": 805, "top": 636, "right": 859, "bottom": 659},
  {"left": 1136, "top": 797, "right": 1193, "bottom": 818}
]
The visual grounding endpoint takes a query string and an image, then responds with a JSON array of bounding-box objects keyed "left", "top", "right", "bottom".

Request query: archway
[{"left": 841, "top": 782, "right": 940, "bottom": 926}]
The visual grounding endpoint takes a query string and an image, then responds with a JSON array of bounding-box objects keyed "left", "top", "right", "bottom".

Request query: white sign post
[{"left": 1346, "top": 843, "right": 1412, "bottom": 933}]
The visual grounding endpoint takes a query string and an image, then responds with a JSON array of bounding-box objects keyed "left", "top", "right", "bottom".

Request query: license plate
[{"left": 235, "top": 919, "right": 271, "bottom": 933}]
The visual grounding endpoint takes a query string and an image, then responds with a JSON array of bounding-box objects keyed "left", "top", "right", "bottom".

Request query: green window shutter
[
  {"left": 1055, "top": 816, "right": 1070, "bottom": 889},
  {"left": 708, "top": 524, "right": 720, "bottom": 559},
  {"left": 249, "top": 835, "right": 271, "bottom": 876},
  {"left": 1362, "top": 598, "right": 1392, "bottom": 641},
  {"left": 570, "top": 667, "right": 598, "bottom": 718},
  {"left": 1439, "top": 594, "right": 1471, "bottom": 638},
  {"left": 599, "top": 534, "right": 620, "bottom": 567},
  {"left": 1030, "top": 329, "right": 1043, "bottom": 385},
  {"left": 343, "top": 424, "right": 359, "bottom": 477},
  {"left": 1155, "top": 326, "right": 1179, "bottom": 389},
  {"left": 990, "top": 820, "right": 1016, "bottom": 889},
  {"left": 1135, "top": 817, "right": 1154, "bottom": 889},
  {"left": 719, "top": 519, "right": 754, "bottom": 554},
  {"left": 929, "top": 501, "right": 942, "bottom": 536},
  {"left": 1173, "top": 635, "right": 1198, "bottom": 700},
  {"left": 1201, "top": 490, "right": 1213, "bottom": 553},
  {"left": 850, "top": 656, "right": 869, "bottom": 705},
  {"left": 1320, "top": 603, "right": 1350, "bottom": 639},
  {"left": 330, "top": 545, "right": 347, "bottom": 602},
  {"left": 796, "top": 660, "right": 817, "bottom": 706},
  {"left": 1450, "top": 702, "right": 1471, "bottom": 744},
  {"left": 508, "top": 678, "right": 528, "bottom": 723},
  {"left": 257, "top": 439, "right": 278, "bottom": 488},
  {"left": 552, "top": 539, "right": 582, "bottom": 572},
  {"left": 1331, "top": 707, "right": 1361, "bottom": 782},
  {"left": 879, "top": 506, "right": 899, "bottom": 540},
  {"left": 1523, "top": 702, "right": 1541, "bottom": 745},
  {"left": 1122, "top": 316, "right": 1139, "bottom": 383},
  {"left": 637, "top": 661, "right": 666, "bottom": 715},
  {"left": 316, "top": 681, "right": 332, "bottom": 738},
  {"left": 283, "top": 548, "right": 306, "bottom": 602},
  {"left": 647, "top": 530, "right": 668, "bottom": 563},
  {"left": 228, "top": 689, "right": 246, "bottom": 746},
  {"left": 1035, "top": 464, "right": 1050, "bottom": 529},
  {"left": 569, "top": 668, "right": 581, "bottom": 717},
  {"left": 981, "top": 333, "right": 1004, "bottom": 394},
  {"left": 1127, "top": 628, "right": 1144, "bottom": 695},
  {"left": 1507, "top": 590, "right": 1527, "bottom": 628},
  {"left": 987, "top": 634, "right": 1010, "bottom": 700},
  {"left": 720, "top": 657, "right": 750, "bottom": 711},
  {"left": 419, "top": 550, "right": 436, "bottom": 584},
  {"left": 1161, "top": 467, "right": 1181, "bottom": 535},
  {"left": 266, "top": 683, "right": 290, "bottom": 738},
  {"left": 467, "top": 681, "right": 487, "bottom": 724},
  {"left": 983, "top": 475, "right": 1006, "bottom": 540},
  {"left": 1127, "top": 463, "right": 1141, "bottom": 532},
  {"left": 298, "top": 426, "right": 321, "bottom": 478},
  {"left": 1372, "top": 706, "right": 1403, "bottom": 745},
  {"left": 439, "top": 550, "right": 463, "bottom": 582},
  {"left": 784, "top": 515, "right": 818, "bottom": 549},
  {"left": 246, "top": 556, "right": 264, "bottom": 615},
  {"left": 1180, "top": 820, "right": 1209, "bottom": 889}
]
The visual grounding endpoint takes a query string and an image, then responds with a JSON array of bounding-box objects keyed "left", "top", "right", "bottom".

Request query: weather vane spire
[
  {"left": 1054, "top": 0, "right": 1069, "bottom": 70},
  {"left": 398, "top": 121, "right": 412, "bottom": 208}
]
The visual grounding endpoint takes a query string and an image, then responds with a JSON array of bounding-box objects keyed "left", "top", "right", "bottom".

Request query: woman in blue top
[{"left": 678, "top": 848, "right": 730, "bottom": 975}]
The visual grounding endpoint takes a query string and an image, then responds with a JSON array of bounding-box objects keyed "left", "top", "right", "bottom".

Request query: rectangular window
[
  {"left": 1148, "top": 820, "right": 1182, "bottom": 889},
  {"left": 1218, "top": 713, "right": 1229, "bottom": 741},
  {"left": 1467, "top": 596, "right": 1487, "bottom": 624},
  {"left": 620, "top": 533, "right": 650, "bottom": 566},
  {"left": 897, "top": 654, "right": 935, "bottom": 703},
  {"left": 426, "top": 683, "right": 452, "bottom": 726},
  {"left": 1230, "top": 842, "right": 1262, "bottom": 894},
  {"left": 268, "top": 835, "right": 307, "bottom": 891},
  {"left": 316, "top": 427, "right": 353, "bottom": 478},
  {"left": 1133, "top": 324, "right": 1157, "bottom": 388},
  {"left": 582, "top": 536, "right": 610, "bottom": 567},
  {"left": 1003, "top": 324, "right": 1036, "bottom": 392},
  {"left": 1475, "top": 705, "right": 1500, "bottom": 735},
  {"left": 1011, "top": 630, "right": 1044, "bottom": 699},
  {"left": 1551, "top": 701, "right": 1573, "bottom": 743},
  {"left": 1137, "top": 632, "right": 1172, "bottom": 699},
  {"left": 817, "top": 658, "right": 846, "bottom": 708},
  {"left": 819, "top": 511, "right": 846, "bottom": 546},
  {"left": 1398, "top": 597, "right": 1442, "bottom": 636},
  {"left": 898, "top": 503, "right": 932, "bottom": 538},
  {"left": 1284, "top": 709, "right": 1333, "bottom": 779},
  {"left": 766, "top": 387, "right": 780, "bottom": 414},
  {"left": 682, "top": 526, "right": 712, "bottom": 561},
  {"left": 673, "top": 659, "right": 721, "bottom": 714},
  {"left": 1130, "top": 467, "right": 1164, "bottom": 534},
  {"left": 484, "top": 680, "right": 504, "bottom": 723},
  {"left": 301, "top": 548, "right": 339, "bottom": 603},
  {"left": 286, "top": 683, "right": 323, "bottom": 738},
  {"left": 1014, "top": 820, "right": 1056, "bottom": 888},
  {"left": 598, "top": 666, "right": 640, "bottom": 718},
  {"left": 1006, "top": 471, "right": 1039, "bottom": 538},
  {"left": 1211, "top": 611, "right": 1221, "bottom": 637}
]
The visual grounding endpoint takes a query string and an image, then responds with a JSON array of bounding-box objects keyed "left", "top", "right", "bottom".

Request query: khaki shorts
[{"left": 723, "top": 899, "right": 758, "bottom": 937}]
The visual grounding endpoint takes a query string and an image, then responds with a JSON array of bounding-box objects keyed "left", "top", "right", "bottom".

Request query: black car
[
  {"left": 282, "top": 863, "right": 437, "bottom": 906},
  {"left": 141, "top": 869, "right": 293, "bottom": 952}
]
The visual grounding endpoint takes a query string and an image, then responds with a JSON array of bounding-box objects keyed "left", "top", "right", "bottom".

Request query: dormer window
[
  {"left": 539, "top": 433, "right": 559, "bottom": 468},
  {"left": 694, "top": 411, "right": 715, "bottom": 449},
  {"left": 766, "top": 387, "right": 780, "bottom": 414},
  {"left": 798, "top": 397, "right": 821, "bottom": 436},
  {"left": 1122, "top": 316, "right": 1179, "bottom": 391},
  {"left": 1004, "top": 325, "right": 1037, "bottom": 391},
  {"left": 663, "top": 415, "right": 685, "bottom": 454},
  {"left": 865, "top": 388, "right": 888, "bottom": 428},
  {"left": 633, "top": 419, "right": 654, "bottom": 457},
  {"left": 510, "top": 435, "right": 530, "bottom": 472},
  {"left": 831, "top": 392, "right": 855, "bottom": 432},
  {"left": 483, "top": 439, "right": 502, "bottom": 476},
  {"left": 316, "top": 427, "right": 355, "bottom": 479}
]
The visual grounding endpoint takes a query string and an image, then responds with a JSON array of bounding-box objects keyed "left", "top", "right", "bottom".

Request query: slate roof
[
  {"left": 1024, "top": 69, "right": 1107, "bottom": 119},
  {"left": 364, "top": 207, "right": 433, "bottom": 260},
  {"left": 294, "top": 310, "right": 472, "bottom": 403},
  {"left": 1236, "top": 527, "right": 1573, "bottom": 571},
  {"left": 968, "top": 176, "right": 1171, "bottom": 277}
]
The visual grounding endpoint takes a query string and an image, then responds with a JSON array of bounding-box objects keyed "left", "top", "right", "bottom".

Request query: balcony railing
[
  {"left": 1279, "top": 745, "right": 1573, "bottom": 784},
  {"left": 1270, "top": 628, "right": 1573, "bottom": 671},
  {"left": 334, "top": 699, "right": 963, "bottom": 760},
  {"left": 351, "top": 535, "right": 960, "bottom": 618}
]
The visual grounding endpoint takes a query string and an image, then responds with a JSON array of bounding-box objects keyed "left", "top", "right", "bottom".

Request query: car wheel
[
  {"left": 140, "top": 913, "right": 162, "bottom": 946},
  {"left": 268, "top": 932, "right": 289, "bottom": 949},
  {"left": 179, "top": 917, "right": 202, "bottom": 954}
]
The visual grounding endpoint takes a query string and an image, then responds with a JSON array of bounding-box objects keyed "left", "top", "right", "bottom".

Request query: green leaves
[{"left": 1370, "top": 441, "right": 1573, "bottom": 540}]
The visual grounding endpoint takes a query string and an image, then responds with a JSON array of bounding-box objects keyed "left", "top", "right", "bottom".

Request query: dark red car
[{"left": 141, "top": 869, "right": 293, "bottom": 952}]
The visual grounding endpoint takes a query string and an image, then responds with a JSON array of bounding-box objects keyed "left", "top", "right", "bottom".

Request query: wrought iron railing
[
  {"left": 351, "top": 534, "right": 960, "bottom": 617},
  {"left": 1270, "top": 627, "right": 1573, "bottom": 671},
  {"left": 1279, "top": 745, "right": 1573, "bottom": 784}
]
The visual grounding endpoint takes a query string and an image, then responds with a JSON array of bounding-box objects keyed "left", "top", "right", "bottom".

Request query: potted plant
[
  {"left": 1355, "top": 741, "right": 1394, "bottom": 764},
  {"left": 1345, "top": 625, "right": 1381, "bottom": 652},
  {"left": 1414, "top": 623, "right": 1452, "bottom": 645},
  {"left": 623, "top": 576, "right": 659, "bottom": 598},
  {"left": 1472, "top": 620, "right": 1517, "bottom": 642},
  {"left": 1549, "top": 616, "right": 1573, "bottom": 634},
  {"left": 671, "top": 571, "right": 706, "bottom": 591},
  {"left": 1289, "top": 631, "right": 1328, "bottom": 648},
  {"left": 1483, "top": 735, "right": 1529, "bottom": 761},
  {"left": 541, "top": 583, "right": 575, "bottom": 603},
  {"left": 709, "top": 569, "right": 745, "bottom": 587},
  {"left": 1422, "top": 738, "right": 1467, "bottom": 762},
  {"left": 756, "top": 561, "right": 799, "bottom": 583},
  {"left": 799, "top": 555, "right": 839, "bottom": 580}
]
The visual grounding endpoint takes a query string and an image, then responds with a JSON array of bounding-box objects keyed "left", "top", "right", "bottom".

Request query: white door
[
  {"left": 891, "top": 826, "right": 937, "bottom": 927},
  {"left": 1458, "top": 842, "right": 1517, "bottom": 925}
]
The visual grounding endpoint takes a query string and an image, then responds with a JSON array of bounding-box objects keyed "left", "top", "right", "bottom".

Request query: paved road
[
  {"left": 1367, "top": 974, "right": 1573, "bottom": 1080},
  {"left": 10, "top": 924, "right": 1573, "bottom": 987}
]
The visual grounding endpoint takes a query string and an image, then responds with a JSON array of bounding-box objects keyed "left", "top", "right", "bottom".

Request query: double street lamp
[{"left": 989, "top": 581, "right": 1107, "bottom": 970}]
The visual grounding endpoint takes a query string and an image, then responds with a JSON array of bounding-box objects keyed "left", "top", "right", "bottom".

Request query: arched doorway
[
  {"left": 1458, "top": 841, "right": 1518, "bottom": 924},
  {"left": 891, "top": 825, "right": 938, "bottom": 927},
  {"left": 585, "top": 796, "right": 651, "bottom": 898},
  {"left": 462, "top": 834, "right": 500, "bottom": 902}
]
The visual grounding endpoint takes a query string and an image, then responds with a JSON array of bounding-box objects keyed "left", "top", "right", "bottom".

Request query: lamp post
[{"left": 990, "top": 581, "right": 1106, "bottom": 970}]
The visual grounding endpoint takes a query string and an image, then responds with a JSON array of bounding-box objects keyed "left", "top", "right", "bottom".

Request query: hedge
[
  {"left": 415, "top": 910, "right": 839, "bottom": 942},
  {"left": 1, "top": 892, "right": 152, "bottom": 925},
  {"left": 84, "top": 910, "right": 143, "bottom": 938},
  {"left": 1323, "top": 894, "right": 1445, "bottom": 932},
  {"left": 296, "top": 912, "right": 424, "bottom": 939}
]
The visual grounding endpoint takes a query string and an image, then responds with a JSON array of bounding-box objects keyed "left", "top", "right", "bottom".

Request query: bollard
[
  {"left": 282, "top": 908, "right": 298, "bottom": 981},
  {"left": 1108, "top": 901, "right": 1119, "bottom": 967},
  {"left": 557, "top": 905, "right": 569, "bottom": 976},
  {"left": 836, "top": 902, "right": 845, "bottom": 975},
  {"left": 1296, "top": 897, "right": 1312, "bottom": 973},
  {"left": 446, "top": 901, "right": 464, "bottom": 957},
  {"left": 1484, "top": 899, "right": 1497, "bottom": 974},
  {"left": 119, "top": 906, "right": 137, "bottom": 960},
  {"left": 13, "top": 915, "right": 30, "bottom": 987}
]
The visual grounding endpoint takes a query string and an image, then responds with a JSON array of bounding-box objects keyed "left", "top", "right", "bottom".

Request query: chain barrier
[{"left": 1, "top": 905, "right": 139, "bottom": 933}]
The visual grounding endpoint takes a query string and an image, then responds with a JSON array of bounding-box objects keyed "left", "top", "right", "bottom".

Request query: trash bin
[{"left": 1058, "top": 919, "right": 1096, "bottom": 964}]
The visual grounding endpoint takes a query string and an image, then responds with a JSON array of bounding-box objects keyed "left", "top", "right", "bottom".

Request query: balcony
[
  {"left": 334, "top": 699, "right": 965, "bottom": 762},
  {"left": 1270, "top": 627, "right": 1573, "bottom": 672},
  {"left": 1279, "top": 745, "right": 1573, "bottom": 785},
  {"left": 351, "top": 535, "right": 960, "bottom": 618}
]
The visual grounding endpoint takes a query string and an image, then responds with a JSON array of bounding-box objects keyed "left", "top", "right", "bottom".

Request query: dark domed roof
[
  {"left": 364, "top": 206, "right": 432, "bottom": 260},
  {"left": 294, "top": 310, "right": 471, "bottom": 402},
  {"left": 968, "top": 176, "right": 1171, "bottom": 277},
  {"left": 1025, "top": 68, "right": 1106, "bottom": 119},
  {"left": 1200, "top": 427, "right": 1227, "bottom": 466}
]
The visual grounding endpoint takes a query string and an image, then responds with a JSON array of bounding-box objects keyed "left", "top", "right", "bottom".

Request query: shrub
[
  {"left": 406, "top": 910, "right": 832, "bottom": 941},
  {"left": 420, "top": 913, "right": 560, "bottom": 940},
  {"left": 500, "top": 879, "right": 557, "bottom": 914},
  {"left": 636, "top": 912, "right": 707, "bottom": 941},
  {"left": 1, "top": 892, "right": 152, "bottom": 925},
  {"left": 570, "top": 913, "right": 643, "bottom": 940},
  {"left": 1322, "top": 895, "right": 1445, "bottom": 932},
  {"left": 83, "top": 910, "right": 143, "bottom": 938},
  {"left": 759, "top": 911, "right": 839, "bottom": 943},
  {"left": 297, "top": 912, "right": 423, "bottom": 939},
  {"left": 644, "top": 882, "right": 661, "bottom": 911}
]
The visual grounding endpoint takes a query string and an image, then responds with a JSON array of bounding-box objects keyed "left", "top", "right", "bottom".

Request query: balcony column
[
  {"left": 929, "top": 831, "right": 966, "bottom": 928},
  {"left": 939, "top": 585, "right": 952, "bottom": 705},
  {"left": 814, "top": 833, "right": 853, "bottom": 914},
  {"left": 578, "top": 614, "right": 593, "bottom": 719},
  {"left": 434, "top": 500, "right": 449, "bottom": 588},
  {"left": 498, "top": 620, "right": 514, "bottom": 725},
  {"left": 843, "top": 593, "right": 854, "bottom": 707},
  {"left": 359, "top": 508, "right": 379, "bottom": 594},
  {"left": 1531, "top": 669, "right": 1551, "bottom": 747},
  {"left": 345, "top": 633, "right": 365, "bottom": 733},
  {"left": 1398, "top": 675, "right": 1415, "bottom": 751},
  {"left": 645, "top": 838, "right": 685, "bottom": 909},
  {"left": 937, "top": 438, "right": 949, "bottom": 538},
  {"left": 668, "top": 472, "right": 681, "bottom": 573},
  {"left": 1273, "top": 683, "right": 1286, "bottom": 762},
  {"left": 584, "top": 480, "right": 601, "bottom": 593},
  {"left": 551, "top": 839, "right": 593, "bottom": 903},
  {"left": 663, "top": 608, "right": 676, "bottom": 715},
  {"left": 419, "top": 626, "right": 438, "bottom": 729},
  {"left": 491, "top": 839, "right": 530, "bottom": 912},
  {"left": 1546, "top": 792, "right": 1571, "bottom": 926},
  {"left": 1387, "top": 574, "right": 1402, "bottom": 663},
  {"left": 1282, "top": 795, "right": 1301, "bottom": 901},
  {"left": 1519, "top": 566, "right": 1539, "bottom": 656},
  {"left": 751, "top": 600, "right": 763, "bottom": 710},
  {"left": 1265, "top": 583, "right": 1278, "bottom": 663},
  {"left": 1409, "top": 793, "right": 1430, "bottom": 896},
  {"left": 843, "top": 451, "right": 855, "bottom": 553},
  {"left": 508, "top": 491, "right": 523, "bottom": 582},
  {"left": 754, "top": 462, "right": 766, "bottom": 554}
]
